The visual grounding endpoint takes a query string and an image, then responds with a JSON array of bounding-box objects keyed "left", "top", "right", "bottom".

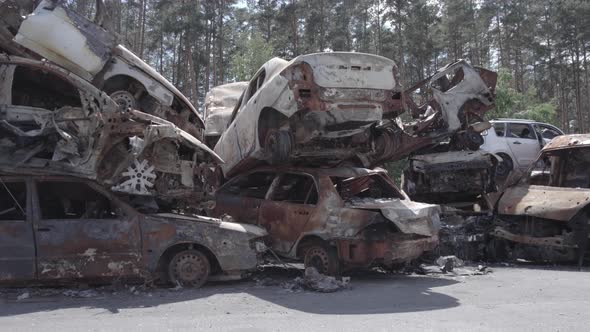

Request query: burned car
[
  {"left": 210, "top": 167, "right": 440, "bottom": 274},
  {"left": 491, "top": 134, "right": 590, "bottom": 265},
  {"left": 0, "top": 175, "right": 267, "bottom": 287},
  {"left": 6, "top": 0, "right": 204, "bottom": 137},
  {"left": 0, "top": 55, "right": 221, "bottom": 210},
  {"left": 402, "top": 150, "right": 499, "bottom": 209},
  {"left": 204, "top": 82, "right": 248, "bottom": 148},
  {"left": 214, "top": 55, "right": 496, "bottom": 178}
]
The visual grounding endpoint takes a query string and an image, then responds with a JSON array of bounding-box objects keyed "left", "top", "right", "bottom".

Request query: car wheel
[
  {"left": 110, "top": 90, "right": 137, "bottom": 111},
  {"left": 264, "top": 129, "right": 291, "bottom": 164},
  {"left": 495, "top": 153, "right": 513, "bottom": 178},
  {"left": 168, "top": 249, "right": 210, "bottom": 288},
  {"left": 303, "top": 243, "right": 340, "bottom": 276}
]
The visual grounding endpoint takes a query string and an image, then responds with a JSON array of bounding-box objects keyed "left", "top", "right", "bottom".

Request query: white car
[
  {"left": 479, "top": 119, "right": 564, "bottom": 176},
  {"left": 214, "top": 54, "right": 497, "bottom": 178}
]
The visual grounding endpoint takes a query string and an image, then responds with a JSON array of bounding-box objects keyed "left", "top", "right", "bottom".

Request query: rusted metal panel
[
  {"left": 0, "top": 174, "right": 266, "bottom": 285},
  {"left": 498, "top": 185, "right": 589, "bottom": 222},
  {"left": 540, "top": 134, "right": 590, "bottom": 152},
  {"left": 0, "top": 178, "right": 35, "bottom": 281}
]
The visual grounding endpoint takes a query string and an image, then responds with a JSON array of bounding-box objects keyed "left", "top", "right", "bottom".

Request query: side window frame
[
  {"left": 492, "top": 122, "right": 506, "bottom": 137},
  {"left": 507, "top": 122, "right": 537, "bottom": 140},
  {"left": 217, "top": 171, "right": 277, "bottom": 199},
  {"left": 0, "top": 177, "right": 30, "bottom": 223},
  {"left": 34, "top": 180, "right": 123, "bottom": 220},
  {"left": 267, "top": 172, "right": 319, "bottom": 205}
]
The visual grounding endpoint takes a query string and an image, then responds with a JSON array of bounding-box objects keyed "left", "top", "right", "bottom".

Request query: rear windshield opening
[{"left": 331, "top": 174, "right": 403, "bottom": 201}]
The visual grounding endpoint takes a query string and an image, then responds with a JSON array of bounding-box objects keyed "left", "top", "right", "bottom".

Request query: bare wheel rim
[
  {"left": 110, "top": 90, "right": 137, "bottom": 111},
  {"left": 306, "top": 247, "right": 331, "bottom": 274},
  {"left": 169, "top": 250, "right": 209, "bottom": 287}
]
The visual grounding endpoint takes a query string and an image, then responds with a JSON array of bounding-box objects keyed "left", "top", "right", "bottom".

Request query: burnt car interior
[
  {"left": 219, "top": 171, "right": 275, "bottom": 198},
  {"left": 12, "top": 65, "right": 81, "bottom": 109},
  {"left": 269, "top": 174, "right": 318, "bottom": 205},
  {"left": 528, "top": 148, "right": 590, "bottom": 188},
  {"left": 331, "top": 175, "right": 403, "bottom": 201},
  {"left": 0, "top": 180, "right": 26, "bottom": 221},
  {"left": 37, "top": 181, "right": 119, "bottom": 219}
]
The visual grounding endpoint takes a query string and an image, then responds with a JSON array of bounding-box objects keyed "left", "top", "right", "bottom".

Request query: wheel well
[
  {"left": 258, "top": 107, "right": 289, "bottom": 148},
  {"left": 101, "top": 75, "right": 144, "bottom": 94},
  {"left": 157, "top": 242, "right": 221, "bottom": 279},
  {"left": 496, "top": 152, "right": 512, "bottom": 161},
  {"left": 296, "top": 235, "right": 326, "bottom": 259}
]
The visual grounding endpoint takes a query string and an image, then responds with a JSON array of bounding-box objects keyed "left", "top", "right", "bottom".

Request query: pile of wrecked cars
[
  {"left": 12, "top": 0, "right": 579, "bottom": 291},
  {"left": 206, "top": 51, "right": 499, "bottom": 274},
  {"left": 0, "top": 0, "right": 267, "bottom": 288}
]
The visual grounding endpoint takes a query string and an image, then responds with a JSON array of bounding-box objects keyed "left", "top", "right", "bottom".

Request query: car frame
[
  {"left": 0, "top": 55, "right": 221, "bottom": 206},
  {"left": 12, "top": 0, "right": 204, "bottom": 138},
  {"left": 480, "top": 119, "right": 564, "bottom": 177},
  {"left": 491, "top": 134, "right": 590, "bottom": 265},
  {"left": 214, "top": 55, "right": 497, "bottom": 178},
  {"left": 0, "top": 174, "right": 266, "bottom": 287},
  {"left": 210, "top": 166, "right": 440, "bottom": 274}
]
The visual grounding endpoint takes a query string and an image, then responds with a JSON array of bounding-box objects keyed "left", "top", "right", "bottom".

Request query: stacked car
[
  {"left": 0, "top": 0, "right": 267, "bottom": 287},
  {"left": 204, "top": 52, "right": 501, "bottom": 272}
]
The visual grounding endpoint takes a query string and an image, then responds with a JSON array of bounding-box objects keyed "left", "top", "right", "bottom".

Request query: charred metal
[{"left": 210, "top": 167, "right": 440, "bottom": 273}]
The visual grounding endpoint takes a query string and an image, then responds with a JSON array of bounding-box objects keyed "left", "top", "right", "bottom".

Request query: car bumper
[{"left": 335, "top": 234, "right": 439, "bottom": 268}]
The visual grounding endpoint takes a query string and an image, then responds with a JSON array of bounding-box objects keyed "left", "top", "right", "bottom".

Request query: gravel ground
[{"left": 1, "top": 264, "right": 588, "bottom": 332}]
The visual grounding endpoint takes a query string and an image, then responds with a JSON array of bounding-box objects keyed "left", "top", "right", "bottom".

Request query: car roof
[
  {"left": 491, "top": 118, "right": 554, "bottom": 125},
  {"left": 541, "top": 134, "right": 590, "bottom": 152}
]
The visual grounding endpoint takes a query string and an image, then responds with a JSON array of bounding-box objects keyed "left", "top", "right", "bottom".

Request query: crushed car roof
[{"left": 541, "top": 134, "right": 590, "bottom": 152}]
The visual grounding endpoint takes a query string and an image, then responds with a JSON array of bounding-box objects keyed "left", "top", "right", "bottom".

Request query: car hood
[
  {"left": 151, "top": 213, "right": 268, "bottom": 237},
  {"left": 345, "top": 198, "right": 441, "bottom": 236}
]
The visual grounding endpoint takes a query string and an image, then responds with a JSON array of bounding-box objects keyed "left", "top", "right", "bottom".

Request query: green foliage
[
  {"left": 229, "top": 31, "right": 274, "bottom": 81},
  {"left": 487, "top": 68, "right": 557, "bottom": 126}
]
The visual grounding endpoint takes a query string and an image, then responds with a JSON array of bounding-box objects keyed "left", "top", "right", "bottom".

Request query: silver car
[{"left": 480, "top": 119, "right": 564, "bottom": 176}]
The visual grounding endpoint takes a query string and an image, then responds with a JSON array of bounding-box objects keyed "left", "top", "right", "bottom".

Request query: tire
[
  {"left": 465, "top": 130, "right": 484, "bottom": 151},
  {"left": 495, "top": 153, "right": 513, "bottom": 178},
  {"left": 303, "top": 243, "right": 340, "bottom": 276},
  {"left": 264, "top": 129, "right": 292, "bottom": 164},
  {"left": 168, "top": 249, "right": 210, "bottom": 288}
]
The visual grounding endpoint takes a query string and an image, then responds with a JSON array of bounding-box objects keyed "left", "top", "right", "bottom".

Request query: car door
[
  {"left": 534, "top": 123, "right": 564, "bottom": 145},
  {"left": 0, "top": 177, "right": 35, "bottom": 282},
  {"left": 258, "top": 172, "right": 318, "bottom": 254},
  {"left": 506, "top": 122, "right": 542, "bottom": 168},
  {"left": 33, "top": 179, "right": 142, "bottom": 280},
  {"left": 213, "top": 171, "right": 276, "bottom": 224}
]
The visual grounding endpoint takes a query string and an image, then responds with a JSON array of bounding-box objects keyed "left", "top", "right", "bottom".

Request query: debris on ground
[
  {"left": 282, "top": 267, "right": 351, "bottom": 293},
  {"left": 62, "top": 289, "right": 100, "bottom": 298},
  {"left": 436, "top": 255, "right": 465, "bottom": 273},
  {"left": 16, "top": 292, "right": 29, "bottom": 301}
]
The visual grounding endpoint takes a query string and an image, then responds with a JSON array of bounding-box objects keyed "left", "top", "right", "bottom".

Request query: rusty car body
[
  {"left": 210, "top": 167, "right": 440, "bottom": 274},
  {"left": 0, "top": 55, "right": 221, "bottom": 209},
  {"left": 491, "top": 134, "right": 590, "bottom": 264},
  {"left": 402, "top": 150, "right": 499, "bottom": 209},
  {"left": 6, "top": 0, "right": 204, "bottom": 137},
  {"left": 0, "top": 174, "right": 267, "bottom": 287},
  {"left": 204, "top": 81, "right": 248, "bottom": 148},
  {"left": 214, "top": 55, "right": 496, "bottom": 178}
]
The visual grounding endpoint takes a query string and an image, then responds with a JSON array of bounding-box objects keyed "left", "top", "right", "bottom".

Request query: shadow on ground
[{"left": 0, "top": 266, "right": 461, "bottom": 316}]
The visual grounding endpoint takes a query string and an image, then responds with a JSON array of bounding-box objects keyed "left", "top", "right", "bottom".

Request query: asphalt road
[{"left": 1, "top": 265, "right": 588, "bottom": 332}]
